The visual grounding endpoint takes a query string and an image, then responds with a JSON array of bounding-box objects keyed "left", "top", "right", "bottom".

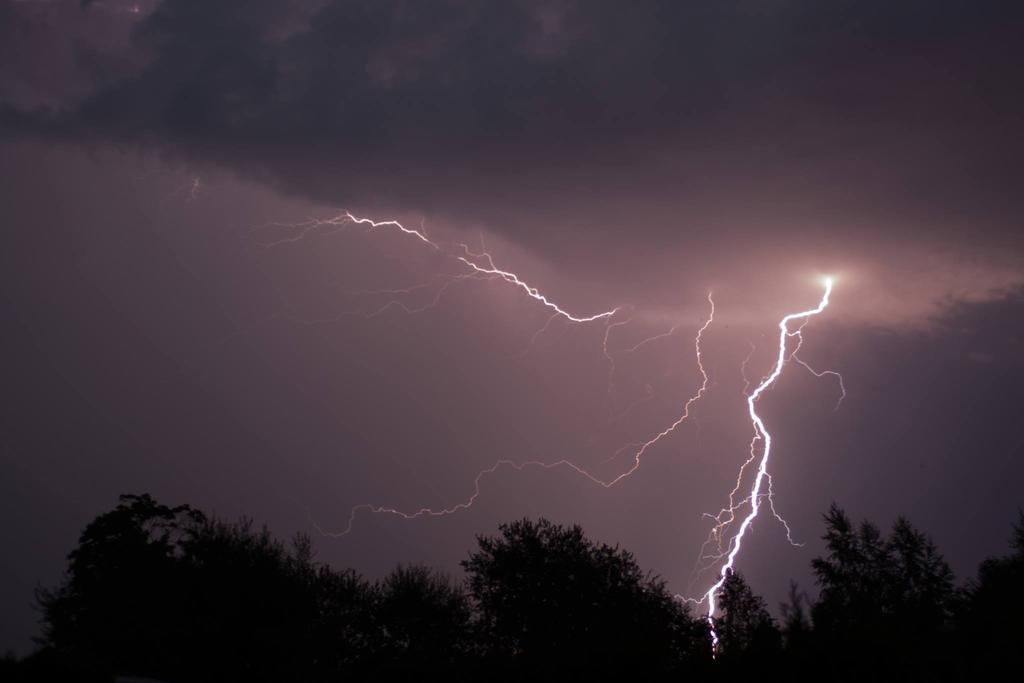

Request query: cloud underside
[{"left": 2, "top": 0, "right": 1022, "bottom": 318}]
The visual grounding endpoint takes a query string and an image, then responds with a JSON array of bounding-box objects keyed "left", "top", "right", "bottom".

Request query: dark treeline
[{"left": 3, "top": 495, "right": 1023, "bottom": 682}]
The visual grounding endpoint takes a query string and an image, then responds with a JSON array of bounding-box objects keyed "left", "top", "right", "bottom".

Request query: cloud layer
[{"left": 4, "top": 1, "right": 1022, "bottom": 261}]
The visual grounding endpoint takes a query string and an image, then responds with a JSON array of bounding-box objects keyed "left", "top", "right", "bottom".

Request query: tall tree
[
  {"left": 36, "top": 494, "right": 203, "bottom": 678},
  {"left": 461, "top": 517, "right": 709, "bottom": 677},
  {"left": 36, "top": 494, "right": 381, "bottom": 682},
  {"left": 714, "top": 570, "right": 781, "bottom": 665},
  {"left": 962, "top": 511, "right": 1024, "bottom": 674},
  {"left": 810, "top": 504, "right": 957, "bottom": 679},
  {"left": 374, "top": 564, "right": 474, "bottom": 674}
]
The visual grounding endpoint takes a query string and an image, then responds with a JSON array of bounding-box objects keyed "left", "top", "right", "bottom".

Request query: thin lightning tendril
[
  {"left": 455, "top": 243, "right": 618, "bottom": 324},
  {"left": 740, "top": 341, "right": 757, "bottom": 396},
  {"left": 327, "top": 293, "right": 716, "bottom": 534},
  {"left": 792, "top": 354, "right": 847, "bottom": 410}
]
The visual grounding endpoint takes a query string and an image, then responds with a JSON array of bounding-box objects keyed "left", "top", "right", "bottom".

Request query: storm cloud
[
  {"left": 2, "top": 0, "right": 1023, "bottom": 657},
  {"left": 5, "top": 1, "right": 1023, "bottom": 263}
]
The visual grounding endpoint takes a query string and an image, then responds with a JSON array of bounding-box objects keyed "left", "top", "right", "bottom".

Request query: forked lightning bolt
[
  {"left": 267, "top": 212, "right": 844, "bottom": 655},
  {"left": 698, "top": 278, "right": 835, "bottom": 651}
]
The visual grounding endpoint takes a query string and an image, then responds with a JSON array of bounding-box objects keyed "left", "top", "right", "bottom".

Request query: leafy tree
[
  {"left": 714, "top": 570, "right": 781, "bottom": 665},
  {"left": 36, "top": 494, "right": 204, "bottom": 678},
  {"left": 461, "top": 517, "right": 708, "bottom": 677},
  {"left": 36, "top": 494, "right": 381, "bottom": 682},
  {"left": 779, "top": 581, "right": 811, "bottom": 646},
  {"left": 34, "top": 495, "right": 1016, "bottom": 682},
  {"left": 961, "top": 511, "right": 1024, "bottom": 674},
  {"left": 374, "top": 564, "right": 474, "bottom": 674},
  {"left": 174, "top": 517, "right": 332, "bottom": 682},
  {"left": 776, "top": 580, "right": 813, "bottom": 678},
  {"left": 887, "top": 517, "right": 956, "bottom": 632},
  {"left": 304, "top": 563, "right": 379, "bottom": 677},
  {"left": 810, "top": 503, "right": 957, "bottom": 679}
]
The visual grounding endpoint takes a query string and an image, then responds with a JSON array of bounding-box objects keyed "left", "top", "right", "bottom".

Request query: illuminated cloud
[{"left": 1, "top": 1, "right": 1021, "bottom": 324}]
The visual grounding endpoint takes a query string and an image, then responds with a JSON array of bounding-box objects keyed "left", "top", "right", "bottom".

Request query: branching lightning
[
  {"left": 455, "top": 243, "right": 619, "bottom": 324},
  {"left": 696, "top": 278, "right": 835, "bottom": 651},
  {"left": 264, "top": 211, "right": 844, "bottom": 655}
]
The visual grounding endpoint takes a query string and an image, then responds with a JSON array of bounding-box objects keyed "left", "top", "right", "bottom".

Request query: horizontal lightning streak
[{"left": 260, "top": 212, "right": 617, "bottom": 326}]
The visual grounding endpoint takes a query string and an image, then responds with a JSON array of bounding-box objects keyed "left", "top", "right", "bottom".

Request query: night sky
[{"left": 2, "top": 0, "right": 1023, "bottom": 655}]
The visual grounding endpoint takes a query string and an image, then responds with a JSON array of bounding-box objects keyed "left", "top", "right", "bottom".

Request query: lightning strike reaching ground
[
  {"left": 270, "top": 211, "right": 843, "bottom": 657},
  {"left": 700, "top": 278, "right": 835, "bottom": 651}
]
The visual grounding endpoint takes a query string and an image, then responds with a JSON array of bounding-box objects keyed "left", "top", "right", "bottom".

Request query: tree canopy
[
  {"left": 5, "top": 495, "right": 1023, "bottom": 682},
  {"left": 808, "top": 503, "right": 959, "bottom": 680},
  {"left": 461, "top": 517, "right": 708, "bottom": 676}
]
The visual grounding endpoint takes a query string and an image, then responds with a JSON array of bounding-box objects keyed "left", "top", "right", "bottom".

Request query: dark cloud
[
  {"left": 3, "top": 0, "right": 1023, "bottom": 260},
  {"left": 0, "top": 0, "right": 144, "bottom": 107}
]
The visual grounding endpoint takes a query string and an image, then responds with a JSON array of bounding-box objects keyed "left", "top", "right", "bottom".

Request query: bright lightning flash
[
  {"left": 261, "top": 212, "right": 619, "bottom": 331},
  {"left": 700, "top": 277, "right": 835, "bottom": 651},
  {"left": 267, "top": 212, "right": 845, "bottom": 657}
]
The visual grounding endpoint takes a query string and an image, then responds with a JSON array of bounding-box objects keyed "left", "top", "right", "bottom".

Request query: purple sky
[{"left": 2, "top": 0, "right": 1023, "bottom": 655}]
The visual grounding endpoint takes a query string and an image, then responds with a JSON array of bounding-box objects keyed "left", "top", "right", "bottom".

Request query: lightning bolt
[
  {"left": 697, "top": 277, "right": 835, "bottom": 652},
  {"left": 258, "top": 211, "right": 619, "bottom": 331},
  {"left": 258, "top": 211, "right": 438, "bottom": 249},
  {"left": 265, "top": 211, "right": 844, "bottom": 658},
  {"left": 455, "top": 243, "right": 618, "bottom": 324}
]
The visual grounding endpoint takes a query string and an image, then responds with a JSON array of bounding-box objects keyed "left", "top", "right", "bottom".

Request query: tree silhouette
[
  {"left": 810, "top": 503, "right": 957, "bottom": 680},
  {"left": 779, "top": 581, "right": 810, "bottom": 644},
  {"left": 714, "top": 570, "right": 781, "bottom": 667},
  {"left": 962, "top": 511, "right": 1024, "bottom": 674},
  {"left": 173, "top": 517, "right": 335, "bottom": 682},
  {"left": 777, "top": 581, "right": 813, "bottom": 677},
  {"left": 461, "top": 517, "right": 708, "bottom": 677},
  {"left": 374, "top": 564, "right": 474, "bottom": 674},
  {"left": 21, "top": 494, "right": 1024, "bottom": 682},
  {"left": 36, "top": 494, "right": 381, "bottom": 682},
  {"left": 36, "top": 494, "right": 203, "bottom": 679}
]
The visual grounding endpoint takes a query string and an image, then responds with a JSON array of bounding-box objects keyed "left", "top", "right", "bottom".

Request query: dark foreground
[{"left": 3, "top": 494, "right": 1023, "bottom": 682}]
